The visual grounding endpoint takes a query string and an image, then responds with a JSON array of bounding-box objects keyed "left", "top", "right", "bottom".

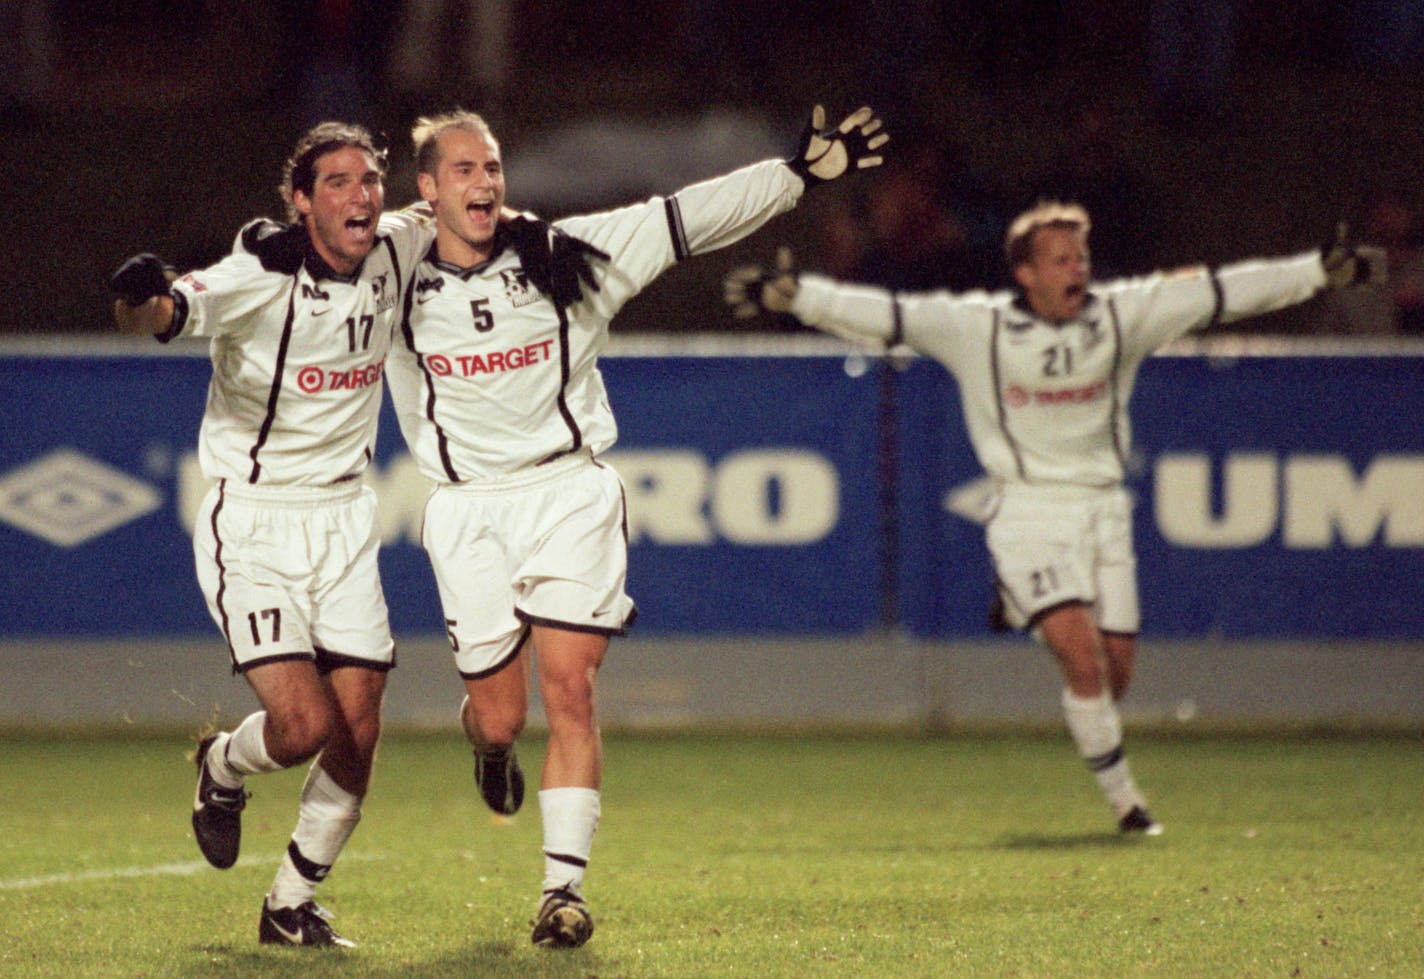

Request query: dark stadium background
[{"left": 3, "top": 0, "right": 1422, "bottom": 337}]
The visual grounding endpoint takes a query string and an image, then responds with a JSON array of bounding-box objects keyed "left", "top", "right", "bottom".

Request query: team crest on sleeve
[
  {"left": 501, "top": 269, "right": 540, "bottom": 307},
  {"left": 371, "top": 272, "right": 396, "bottom": 312},
  {"left": 179, "top": 272, "right": 207, "bottom": 293}
]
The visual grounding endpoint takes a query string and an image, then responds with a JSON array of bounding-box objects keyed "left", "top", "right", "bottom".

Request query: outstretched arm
[{"left": 724, "top": 246, "right": 900, "bottom": 347}]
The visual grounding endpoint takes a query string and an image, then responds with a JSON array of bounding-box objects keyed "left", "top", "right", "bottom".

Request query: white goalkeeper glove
[
  {"left": 786, "top": 105, "right": 888, "bottom": 187},
  {"left": 724, "top": 246, "right": 799, "bottom": 319},
  {"left": 1322, "top": 221, "right": 1387, "bottom": 289}
]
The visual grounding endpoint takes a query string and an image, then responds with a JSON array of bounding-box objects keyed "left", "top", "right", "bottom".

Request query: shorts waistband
[
  {"left": 218, "top": 477, "right": 366, "bottom": 507},
  {"left": 441, "top": 448, "right": 597, "bottom": 494},
  {"left": 999, "top": 480, "right": 1125, "bottom": 503}
]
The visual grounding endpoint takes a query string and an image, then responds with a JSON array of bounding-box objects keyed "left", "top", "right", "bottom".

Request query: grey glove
[
  {"left": 724, "top": 247, "right": 799, "bottom": 318},
  {"left": 1322, "top": 222, "right": 1388, "bottom": 289},
  {"left": 786, "top": 105, "right": 888, "bottom": 187}
]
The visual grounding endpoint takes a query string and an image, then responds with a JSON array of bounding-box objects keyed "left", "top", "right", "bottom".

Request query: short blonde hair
[
  {"left": 411, "top": 109, "right": 498, "bottom": 176},
  {"left": 1004, "top": 201, "right": 1091, "bottom": 267}
]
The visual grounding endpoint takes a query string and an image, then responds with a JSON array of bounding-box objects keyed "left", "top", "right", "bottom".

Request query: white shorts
[
  {"left": 984, "top": 482, "right": 1140, "bottom": 635},
  {"left": 422, "top": 452, "right": 637, "bottom": 679},
  {"left": 194, "top": 480, "right": 395, "bottom": 674}
]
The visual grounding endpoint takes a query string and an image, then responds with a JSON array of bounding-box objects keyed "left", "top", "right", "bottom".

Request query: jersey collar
[
  {"left": 1006, "top": 289, "right": 1104, "bottom": 330},
  {"left": 426, "top": 225, "right": 514, "bottom": 280},
  {"left": 304, "top": 246, "right": 363, "bottom": 285}
]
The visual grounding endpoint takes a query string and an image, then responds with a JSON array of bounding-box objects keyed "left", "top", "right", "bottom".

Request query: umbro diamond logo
[{"left": 0, "top": 449, "right": 161, "bottom": 547}]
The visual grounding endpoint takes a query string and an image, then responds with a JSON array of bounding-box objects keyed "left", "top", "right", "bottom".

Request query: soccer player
[
  {"left": 109, "top": 121, "right": 433, "bottom": 948},
  {"left": 386, "top": 104, "right": 888, "bottom": 947},
  {"left": 724, "top": 202, "right": 1383, "bottom": 836}
]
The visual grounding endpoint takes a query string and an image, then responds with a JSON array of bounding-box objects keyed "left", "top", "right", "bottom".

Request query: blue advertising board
[
  {"left": 1, "top": 338, "right": 1420, "bottom": 640},
  {"left": 0, "top": 341, "right": 884, "bottom": 638},
  {"left": 895, "top": 347, "right": 1424, "bottom": 639}
]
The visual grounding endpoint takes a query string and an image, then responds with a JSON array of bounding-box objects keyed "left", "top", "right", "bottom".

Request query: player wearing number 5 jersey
[
  {"left": 725, "top": 201, "right": 1384, "bottom": 837},
  {"left": 386, "top": 105, "right": 887, "bottom": 947},
  {"left": 109, "top": 122, "right": 432, "bottom": 948}
]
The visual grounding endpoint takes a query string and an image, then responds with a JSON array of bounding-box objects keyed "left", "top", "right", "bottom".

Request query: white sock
[
  {"left": 1061, "top": 689, "right": 1146, "bottom": 816},
  {"left": 210, "top": 712, "right": 282, "bottom": 787},
  {"left": 539, "top": 787, "right": 600, "bottom": 895},
  {"left": 268, "top": 763, "right": 363, "bottom": 909}
]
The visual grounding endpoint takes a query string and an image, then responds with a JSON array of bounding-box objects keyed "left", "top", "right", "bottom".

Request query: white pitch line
[{"left": 0, "top": 852, "right": 383, "bottom": 891}]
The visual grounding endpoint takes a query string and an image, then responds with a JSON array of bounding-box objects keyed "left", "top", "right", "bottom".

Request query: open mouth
[
  {"left": 467, "top": 200, "right": 494, "bottom": 220},
  {"left": 345, "top": 214, "right": 374, "bottom": 236}
]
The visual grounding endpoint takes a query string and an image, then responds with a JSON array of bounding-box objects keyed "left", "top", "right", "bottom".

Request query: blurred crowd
[{"left": 2, "top": 0, "right": 1422, "bottom": 335}]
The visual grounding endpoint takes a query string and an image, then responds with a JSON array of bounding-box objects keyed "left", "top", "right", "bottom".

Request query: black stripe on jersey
[
  {"left": 989, "top": 309, "right": 1028, "bottom": 480},
  {"left": 398, "top": 268, "right": 463, "bottom": 481},
  {"left": 664, "top": 197, "right": 690, "bottom": 261},
  {"left": 247, "top": 283, "right": 300, "bottom": 483},
  {"left": 1105, "top": 298, "right": 1127, "bottom": 477},
  {"left": 1207, "top": 269, "right": 1225, "bottom": 330},
  {"left": 211, "top": 479, "right": 238, "bottom": 671},
  {"left": 889, "top": 294, "right": 905, "bottom": 346},
  {"left": 544, "top": 303, "right": 584, "bottom": 462}
]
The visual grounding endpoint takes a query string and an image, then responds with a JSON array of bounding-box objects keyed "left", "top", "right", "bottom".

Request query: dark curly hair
[{"left": 279, "top": 121, "right": 388, "bottom": 222}]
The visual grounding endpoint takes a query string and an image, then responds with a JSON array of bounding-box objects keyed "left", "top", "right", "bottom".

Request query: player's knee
[
  {"left": 465, "top": 698, "right": 526, "bottom": 747},
  {"left": 542, "top": 675, "right": 597, "bottom": 731},
  {"left": 1057, "top": 654, "right": 1106, "bottom": 696},
  {"left": 267, "top": 705, "right": 335, "bottom": 764},
  {"left": 346, "top": 711, "right": 382, "bottom": 762}
]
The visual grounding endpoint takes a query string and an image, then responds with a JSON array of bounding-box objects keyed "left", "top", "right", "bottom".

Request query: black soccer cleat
[
  {"left": 192, "top": 734, "right": 248, "bottom": 869},
  {"left": 530, "top": 887, "right": 595, "bottom": 949},
  {"left": 259, "top": 899, "right": 356, "bottom": 947},
  {"left": 1119, "top": 805, "right": 1164, "bottom": 836},
  {"left": 474, "top": 744, "right": 525, "bottom": 815}
]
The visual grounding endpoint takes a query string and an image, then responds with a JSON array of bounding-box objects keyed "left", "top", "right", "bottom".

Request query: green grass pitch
[{"left": 1, "top": 727, "right": 1420, "bottom": 977}]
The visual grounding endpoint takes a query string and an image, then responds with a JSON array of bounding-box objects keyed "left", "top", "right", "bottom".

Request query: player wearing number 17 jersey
[
  {"left": 725, "top": 201, "right": 1383, "bottom": 837},
  {"left": 385, "top": 106, "right": 887, "bottom": 947},
  {"left": 110, "top": 122, "right": 431, "bottom": 948}
]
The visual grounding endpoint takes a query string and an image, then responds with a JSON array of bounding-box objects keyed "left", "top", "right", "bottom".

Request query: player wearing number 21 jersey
[{"left": 725, "top": 200, "right": 1383, "bottom": 837}]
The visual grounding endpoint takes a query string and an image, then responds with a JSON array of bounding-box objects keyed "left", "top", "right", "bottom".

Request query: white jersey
[
  {"left": 168, "top": 212, "right": 429, "bottom": 486},
  {"left": 792, "top": 252, "right": 1327, "bottom": 487},
  {"left": 387, "top": 159, "right": 804, "bottom": 483}
]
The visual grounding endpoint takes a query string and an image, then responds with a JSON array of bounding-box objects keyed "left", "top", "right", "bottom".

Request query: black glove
[
  {"left": 108, "top": 253, "right": 175, "bottom": 306},
  {"left": 504, "top": 215, "right": 608, "bottom": 310},
  {"left": 240, "top": 219, "right": 311, "bottom": 275},
  {"left": 724, "top": 247, "right": 799, "bottom": 318},
  {"left": 786, "top": 105, "right": 889, "bottom": 187},
  {"left": 1322, "top": 222, "right": 1388, "bottom": 289},
  {"left": 549, "top": 229, "right": 609, "bottom": 308}
]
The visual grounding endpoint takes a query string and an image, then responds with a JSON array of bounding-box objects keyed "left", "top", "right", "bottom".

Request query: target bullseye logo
[
  {"left": 427, "top": 354, "right": 453, "bottom": 376},
  {"left": 297, "top": 366, "right": 325, "bottom": 393}
]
